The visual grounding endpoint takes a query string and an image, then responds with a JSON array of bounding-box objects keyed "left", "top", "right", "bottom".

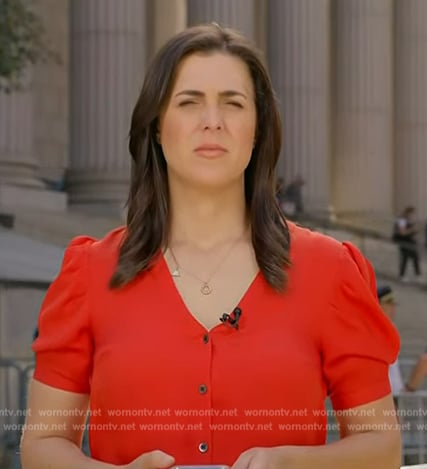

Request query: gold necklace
[{"left": 168, "top": 231, "right": 246, "bottom": 295}]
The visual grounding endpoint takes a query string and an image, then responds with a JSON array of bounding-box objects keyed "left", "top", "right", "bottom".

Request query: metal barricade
[
  {"left": 325, "top": 392, "right": 427, "bottom": 466},
  {"left": 0, "top": 359, "right": 34, "bottom": 469},
  {"left": 398, "top": 391, "right": 427, "bottom": 466}
]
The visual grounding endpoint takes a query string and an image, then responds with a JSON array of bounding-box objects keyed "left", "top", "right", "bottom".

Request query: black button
[
  {"left": 202, "top": 334, "right": 209, "bottom": 344},
  {"left": 199, "top": 384, "right": 207, "bottom": 394},
  {"left": 198, "top": 441, "right": 208, "bottom": 453}
]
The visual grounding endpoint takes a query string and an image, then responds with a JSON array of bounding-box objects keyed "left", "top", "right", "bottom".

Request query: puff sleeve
[
  {"left": 32, "top": 236, "right": 95, "bottom": 393},
  {"left": 321, "top": 242, "right": 400, "bottom": 410}
]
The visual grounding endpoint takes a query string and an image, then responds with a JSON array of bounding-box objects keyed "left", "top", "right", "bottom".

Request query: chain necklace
[{"left": 168, "top": 231, "right": 246, "bottom": 295}]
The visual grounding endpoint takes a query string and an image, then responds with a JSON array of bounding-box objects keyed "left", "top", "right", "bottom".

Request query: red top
[{"left": 33, "top": 223, "right": 399, "bottom": 466}]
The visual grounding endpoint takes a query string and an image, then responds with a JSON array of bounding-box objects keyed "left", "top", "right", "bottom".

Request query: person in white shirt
[{"left": 393, "top": 206, "right": 422, "bottom": 282}]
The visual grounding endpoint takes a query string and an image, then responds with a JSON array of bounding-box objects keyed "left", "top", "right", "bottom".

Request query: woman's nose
[{"left": 200, "top": 106, "right": 223, "bottom": 130}]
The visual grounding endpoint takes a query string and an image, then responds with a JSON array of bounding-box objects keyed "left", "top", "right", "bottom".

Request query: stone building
[{"left": 1, "top": 0, "right": 427, "bottom": 224}]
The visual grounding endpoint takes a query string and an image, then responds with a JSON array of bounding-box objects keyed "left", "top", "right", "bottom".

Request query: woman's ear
[{"left": 155, "top": 117, "right": 162, "bottom": 144}]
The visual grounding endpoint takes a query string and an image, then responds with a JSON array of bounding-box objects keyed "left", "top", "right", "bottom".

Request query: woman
[{"left": 21, "top": 24, "right": 401, "bottom": 469}]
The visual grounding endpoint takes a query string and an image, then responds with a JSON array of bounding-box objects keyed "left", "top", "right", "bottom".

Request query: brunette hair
[{"left": 110, "top": 23, "right": 291, "bottom": 292}]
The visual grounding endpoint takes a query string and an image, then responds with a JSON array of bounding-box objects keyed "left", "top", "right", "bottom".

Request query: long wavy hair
[{"left": 110, "top": 23, "right": 291, "bottom": 292}]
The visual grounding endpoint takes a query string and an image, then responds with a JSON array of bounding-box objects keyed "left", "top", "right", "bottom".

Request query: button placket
[{"left": 197, "top": 330, "right": 213, "bottom": 458}]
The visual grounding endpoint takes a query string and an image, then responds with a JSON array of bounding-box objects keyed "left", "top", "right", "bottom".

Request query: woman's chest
[{"left": 89, "top": 290, "right": 326, "bottom": 406}]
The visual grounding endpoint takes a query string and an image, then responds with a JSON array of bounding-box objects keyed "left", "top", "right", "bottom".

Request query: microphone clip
[{"left": 219, "top": 307, "right": 242, "bottom": 330}]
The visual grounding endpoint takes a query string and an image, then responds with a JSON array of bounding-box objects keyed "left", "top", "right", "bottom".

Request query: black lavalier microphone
[{"left": 219, "top": 307, "right": 242, "bottom": 330}]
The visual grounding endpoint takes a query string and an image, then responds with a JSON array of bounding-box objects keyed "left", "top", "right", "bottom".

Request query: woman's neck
[{"left": 168, "top": 181, "right": 249, "bottom": 250}]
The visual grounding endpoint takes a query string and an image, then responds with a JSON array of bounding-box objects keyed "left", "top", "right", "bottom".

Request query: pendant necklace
[{"left": 168, "top": 231, "right": 246, "bottom": 295}]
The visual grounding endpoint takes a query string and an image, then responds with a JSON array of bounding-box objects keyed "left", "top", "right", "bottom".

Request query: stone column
[
  {"left": 33, "top": 0, "right": 69, "bottom": 189},
  {"left": 68, "top": 0, "right": 147, "bottom": 215},
  {"left": 394, "top": 0, "right": 427, "bottom": 221},
  {"left": 0, "top": 77, "right": 66, "bottom": 211},
  {"left": 268, "top": 0, "right": 332, "bottom": 215},
  {"left": 0, "top": 80, "right": 40, "bottom": 189},
  {"left": 332, "top": 0, "right": 393, "bottom": 218},
  {"left": 187, "top": 0, "right": 256, "bottom": 41},
  {"left": 147, "top": 0, "right": 187, "bottom": 58}
]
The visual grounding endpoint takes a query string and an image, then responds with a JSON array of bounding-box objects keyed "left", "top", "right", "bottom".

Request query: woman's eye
[
  {"left": 179, "top": 100, "right": 197, "bottom": 106},
  {"left": 227, "top": 101, "right": 243, "bottom": 108}
]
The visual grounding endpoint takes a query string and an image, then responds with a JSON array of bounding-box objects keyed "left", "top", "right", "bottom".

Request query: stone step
[{"left": 5, "top": 207, "right": 122, "bottom": 247}]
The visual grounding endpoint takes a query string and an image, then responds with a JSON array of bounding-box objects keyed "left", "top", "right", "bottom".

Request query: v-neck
[{"left": 158, "top": 252, "right": 262, "bottom": 333}]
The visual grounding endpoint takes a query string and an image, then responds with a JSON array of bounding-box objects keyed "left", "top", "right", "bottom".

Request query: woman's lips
[{"left": 194, "top": 144, "right": 227, "bottom": 158}]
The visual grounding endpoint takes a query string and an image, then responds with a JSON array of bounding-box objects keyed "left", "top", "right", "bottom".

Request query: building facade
[{"left": 1, "top": 0, "right": 427, "bottom": 223}]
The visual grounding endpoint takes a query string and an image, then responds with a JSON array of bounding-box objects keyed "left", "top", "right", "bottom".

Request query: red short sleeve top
[{"left": 32, "top": 223, "right": 399, "bottom": 466}]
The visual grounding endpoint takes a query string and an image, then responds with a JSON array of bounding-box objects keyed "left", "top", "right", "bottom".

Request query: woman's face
[{"left": 158, "top": 52, "right": 257, "bottom": 190}]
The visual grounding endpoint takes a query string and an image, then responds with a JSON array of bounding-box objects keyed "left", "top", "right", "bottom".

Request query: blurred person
[
  {"left": 21, "top": 24, "right": 401, "bottom": 469},
  {"left": 404, "top": 348, "right": 427, "bottom": 393},
  {"left": 281, "top": 175, "right": 305, "bottom": 217},
  {"left": 393, "top": 206, "right": 422, "bottom": 283},
  {"left": 377, "top": 285, "right": 404, "bottom": 405}
]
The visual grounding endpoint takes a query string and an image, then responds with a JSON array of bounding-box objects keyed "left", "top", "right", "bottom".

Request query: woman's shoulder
[
  {"left": 65, "top": 225, "right": 126, "bottom": 264},
  {"left": 288, "top": 221, "right": 344, "bottom": 258},
  {"left": 287, "top": 221, "right": 372, "bottom": 277},
  {"left": 67, "top": 225, "right": 125, "bottom": 248},
  {"left": 55, "top": 226, "right": 128, "bottom": 291},
  {"left": 288, "top": 221, "right": 376, "bottom": 291}
]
